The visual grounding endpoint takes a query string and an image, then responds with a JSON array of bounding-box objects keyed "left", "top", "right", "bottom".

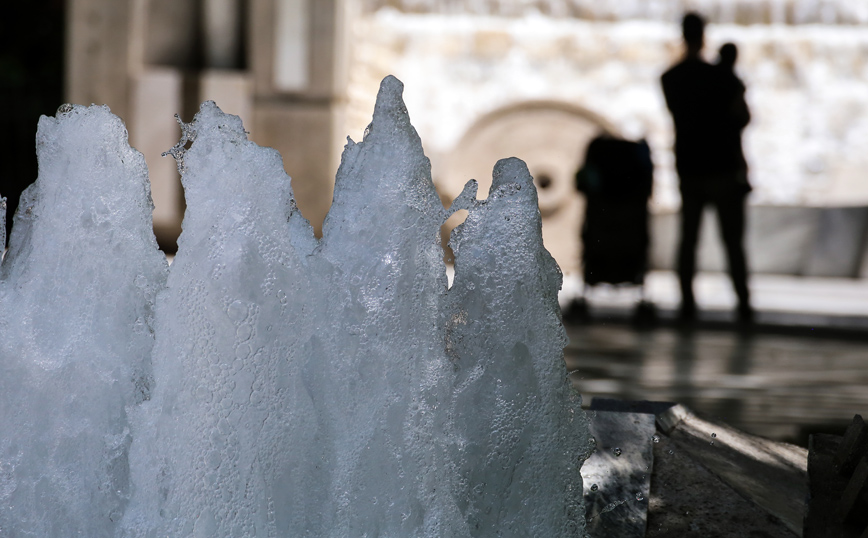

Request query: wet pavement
[{"left": 563, "top": 272, "right": 868, "bottom": 447}]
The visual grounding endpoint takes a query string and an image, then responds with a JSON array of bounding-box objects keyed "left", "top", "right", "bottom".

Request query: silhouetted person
[
  {"left": 718, "top": 42, "right": 737, "bottom": 69},
  {"left": 661, "top": 13, "right": 753, "bottom": 323}
]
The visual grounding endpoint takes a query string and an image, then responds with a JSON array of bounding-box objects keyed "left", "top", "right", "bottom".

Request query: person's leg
[
  {"left": 715, "top": 191, "right": 752, "bottom": 321},
  {"left": 677, "top": 194, "right": 704, "bottom": 320}
]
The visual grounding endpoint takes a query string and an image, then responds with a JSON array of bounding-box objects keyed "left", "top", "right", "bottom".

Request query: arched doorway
[{"left": 437, "top": 101, "right": 616, "bottom": 275}]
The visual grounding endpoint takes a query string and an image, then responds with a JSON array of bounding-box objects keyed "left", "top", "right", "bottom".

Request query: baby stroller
[{"left": 565, "top": 135, "right": 656, "bottom": 324}]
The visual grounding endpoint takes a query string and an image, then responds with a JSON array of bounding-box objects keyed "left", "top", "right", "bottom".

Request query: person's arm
[
  {"left": 661, "top": 72, "right": 677, "bottom": 114},
  {"left": 730, "top": 80, "right": 750, "bottom": 129}
]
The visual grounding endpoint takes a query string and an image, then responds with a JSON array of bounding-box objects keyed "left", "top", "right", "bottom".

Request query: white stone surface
[
  {"left": 130, "top": 68, "right": 184, "bottom": 242},
  {"left": 346, "top": 7, "right": 868, "bottom": 278},
  {"left": 360, "top": 0, "right": 868, "bottom": 25},
  {"left": 348, "top": 11, "right": 868, "bottom": 211}
]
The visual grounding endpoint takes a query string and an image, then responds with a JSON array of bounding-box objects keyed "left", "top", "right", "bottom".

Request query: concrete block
[
  {"left": 649, "top": 427, "right": 799, "bottom": 538},
  {"left": 835, "top": 414, "right": 868, "bottom": 476},
  {"left": 648, "top": 210, "right": 677, "bottom": 271},
  {"left": 67, "top": 0, "right": 134, "bottom": 119},
  {"left": 198, "top": 70, "right": 253, "bottom": 136},
  {"left": 141, "top": 0, "right": 199, "bottom": 68},
  {"left": 747, "top": 205, "right": 820, "bottom": 275},
  {"left": 130, "top": 68, "right": 184, "bottom": 249},
  {"left": 252, "top": 102, "right": 343, "bottom": 235},
  {"left": 650, "top": 205, "right": 824, "bottom": 275},
  {"left": 274, "top": 0, "right": 310, "bottom": 91},
  {"left": 250, "top": 0, "right": 346, "bottom": 99},
  {"left": 659, "top": 404, "right": 807, "bottom": 535},
  {"left": 203, "top": 0, "right": 243, "bottom": 69},
  {"left": 805, "top": 207, "right": 868, "bottom": 278},
  {"left": 841, "top": 457, "right": 868, "bottom": 527}
]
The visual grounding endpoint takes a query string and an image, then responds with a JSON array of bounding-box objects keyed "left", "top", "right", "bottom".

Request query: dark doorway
[{"left": 0, "top": 0, "right": 65, "bottom": 246}]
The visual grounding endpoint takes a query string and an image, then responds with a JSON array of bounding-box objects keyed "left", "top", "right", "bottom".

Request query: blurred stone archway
[{"left": 437, "top": 100, "right": 617, "bottom": 275}]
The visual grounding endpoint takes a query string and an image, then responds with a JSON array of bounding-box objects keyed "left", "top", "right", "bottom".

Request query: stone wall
[
  {"left": 63, "top": 0, "right": 868, "bottom": 276},
  {"left": 345, "top": 7, "right": 868, "bottom": 274},
  {"left": 360, "top": 0, "right": 868, "bottom": 25},
  {"left": 66, "top": 0, "right": 349, "bottom": 247}
]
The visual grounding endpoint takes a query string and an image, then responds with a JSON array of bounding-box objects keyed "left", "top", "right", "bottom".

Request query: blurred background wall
[
  {"left": 65, "top": 0, "right": 348, "bottom": 249},
  {"left": 5, "top": 0, "right": 868, "bottom": 278}
]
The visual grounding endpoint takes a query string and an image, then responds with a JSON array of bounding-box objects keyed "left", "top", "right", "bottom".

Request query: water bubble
[
  {"left": 652, "top": 435, "right": 660, "bottom": 443},
  {"left": 590, "top": 484, "right": 598, "bottom": 491},
  {"left": 613, "top": 447, "right": 622, "bottom": 457},
  {"left": 711, "top": 432, "right": 717, "bottom": 438},
  {"left": 235, "top": 343, "right": 252, "bottom": 360},
  {"left": 635, "top": 492, "right": 644, "bottom": 501},
  {"left": 236, "top": 324, "right": 253, "bottom": 341},
  {"left": 668, "top": 449, "right": 674, "bottom": 455},
  {"left": 194, "top": 384, "right": 212, "bottom": 403},
  {"left": 227, "top": 301, "right": 247, "bottom": 322}
]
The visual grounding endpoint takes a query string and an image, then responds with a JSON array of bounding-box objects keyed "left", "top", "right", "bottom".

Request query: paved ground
[
  {"left": 563, "top": 270, "right": 868, "bottom": 327},
  {"left": 562, "top": 271, "right": 868, "bottom": 446}
]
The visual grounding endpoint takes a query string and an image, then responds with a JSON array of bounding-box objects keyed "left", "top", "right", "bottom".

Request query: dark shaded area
[
  {"left": 0, "top": 1, "right": 65, "bottom": 247},
  {"left": 804, "top": 430, "right": 868, "bottom": 537},
  {"left": 647, "top": 404, "right": 804, "bottom": 537},
  {"left": 648, "top": 428, "right": 796, "bottom": 537},
  {"left": 144, "top": 0, "right": 247, "bottom": 71}
]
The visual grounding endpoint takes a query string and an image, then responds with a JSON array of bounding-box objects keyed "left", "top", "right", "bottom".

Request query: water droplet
[
  {"left": 652, "top": 435, "right": 660, "bottom": 443},
  {"left": 711, "top": 432, "right": 717, "bottom": 438},
  {"left": 668, "top": 449, "right": 674, "bottom": 455},
  {"left": 635, "top": 492, "right": 644, "bottom": 501},
  {"left": 613, "top": 447, "right": 622, "bottom": 457},
  {"left": 590, "top": 484, "right": 598, "bottom": 491},
  {"left": 710, "top": 440, "right": 715, "bottom": 446}
]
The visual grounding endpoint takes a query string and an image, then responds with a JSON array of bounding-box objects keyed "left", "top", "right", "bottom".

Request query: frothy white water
[{"left": 0, "top": 76, "right": 589, "bottom": 537}]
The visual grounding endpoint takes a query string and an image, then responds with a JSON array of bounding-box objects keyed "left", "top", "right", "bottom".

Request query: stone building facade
[
  {"left": 66, "top": 0, "right": 868, "bottom": 276},
  {"left": 67, "top": 0, "right": 349, "bottom": 247},
  {"left": 347, "top": 1, "right": 868, "bottom": 275}
]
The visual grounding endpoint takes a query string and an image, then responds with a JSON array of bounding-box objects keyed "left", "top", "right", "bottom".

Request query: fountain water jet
[{"left": 0, "top": 76, "right": 590, "bottom": 537}]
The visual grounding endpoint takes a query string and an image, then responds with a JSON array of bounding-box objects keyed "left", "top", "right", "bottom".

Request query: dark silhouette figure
[
  {"left": 568, "top": 135, "right": 656, "bottom": 325},
  {"left": 718, "top": 42, "right": 737, "bottom": 69},
  {"left": 661, "top": 14, "right": 753, "bottom": 323},
  {"left": 576, "top": 136, "right": 654, "bottom": 286}
]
